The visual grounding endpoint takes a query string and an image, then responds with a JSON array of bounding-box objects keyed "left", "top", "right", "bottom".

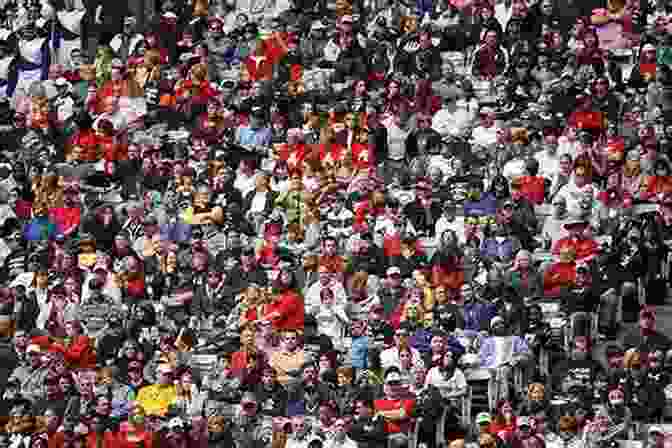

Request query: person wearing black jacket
[
  {"left": 224, "top": 246, "right": 269, "bottom": 296},
  {"left": 348, "top": 233, "right": 386, "bottom": 278},
  {"left": 550, "top": 335, "right": 604, "bottom": 395},
  {"left": 403, "top": 180, "right": 442, "bottom": 236},
  {"left": 349, "top": 395, "right": 388, "bottom": 448},
  {"left": 254, "top": 366, "right": 289, "bottom": 418},
  {"left": 560, "top": 262, "right": 601, "bottom": 340}
]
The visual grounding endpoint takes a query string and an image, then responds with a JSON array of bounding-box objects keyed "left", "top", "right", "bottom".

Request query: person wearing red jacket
[
  {"left": 263, "top": 263, "right": 304, "bottom": 332},
  {"left": 552, "top": 216, "right": 599, "bottom": 264},
  {"left": 32, "top": 319, "right": 96, "bottom": 369}
]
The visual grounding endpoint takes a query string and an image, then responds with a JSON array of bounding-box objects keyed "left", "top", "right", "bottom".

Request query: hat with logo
[{"left": 476, "top": 412, "right": 492, "bottom": 424}]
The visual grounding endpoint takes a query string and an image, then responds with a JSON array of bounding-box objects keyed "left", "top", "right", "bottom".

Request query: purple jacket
[{"left": 479, "top": 336, "right": 530, "bottom": 369}]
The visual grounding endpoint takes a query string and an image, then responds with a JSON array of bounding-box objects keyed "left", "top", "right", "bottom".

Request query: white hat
[{"left": 491, "top": 316, "right": 505, "bottom": 328}]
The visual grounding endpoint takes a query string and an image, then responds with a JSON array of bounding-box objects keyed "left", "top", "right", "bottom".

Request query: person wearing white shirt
[
  {"left": 304, "top": 267, "right": 348, "bottom": 311},
  {"left": 92, "top": 95, "right": 128, "bottom": 133},
  {"left": 502, "top": 153, "right": 527, "bottom": 181},
  {"left": 557, "top": 132, "right": 579, "bottom": 158},
  {"left": 381, "top": 325, "right": 424, "bottom": 371},
  {"left": 435, "top": 207, "right": 466, "bottom": 246},
  {"left": 541, "top": 196, "right": 569, "bottom": 246},
  {"left": 325, "top": 419, "right": 359, "bottom": 448},
  {"left": 470, "top": 107, "right": 499, "bottom": 149},
  {"left": 373, "top": 215, "right": 417, "bottom": 248},
  {"left": 556, "top": 173, "right": 601, "bottom": 219},
  {"left": 233, "top": 160, "right": 259, "bottom": 197},
  {"left": 285, "top": 416, "right": 317, "bottom": 448},
  {"left": 425, "top": 351, "right": 468, "bottom": 401},
  {"left": 326, "top": 198, "right": 355, "bottom": 240},
  {"left": 534, "top": 143, "right": 560, "bottom": 181}
]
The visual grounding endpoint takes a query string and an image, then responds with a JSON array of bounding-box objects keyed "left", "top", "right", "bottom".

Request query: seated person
[{"left": 374, "top": 367, "right": 417, "bottom": 448}]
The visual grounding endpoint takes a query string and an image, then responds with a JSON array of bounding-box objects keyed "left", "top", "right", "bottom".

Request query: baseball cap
[
  {"left": 387, "top": 266, "right": 401, "bottom": 276},
  {"left": 476, "top": 412, "right": 491, "bottom": 424},
  {"left": 384, "top": 370, "right": 403, "bottom": 386},
  {"left": 649, "top": 426, "right": 664, "bottom": 435},
  {"left": 518, "top": 416, "right": 532, "bottom": 428}
]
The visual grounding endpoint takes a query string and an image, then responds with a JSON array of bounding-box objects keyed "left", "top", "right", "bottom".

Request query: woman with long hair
[{"left": 489, "top": 400, "right": 518, "bottom": 438}]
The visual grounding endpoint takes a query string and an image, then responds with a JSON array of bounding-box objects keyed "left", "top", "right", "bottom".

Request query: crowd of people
[{"left": 2, "top": 0, "right": 672, "bottom": 446}]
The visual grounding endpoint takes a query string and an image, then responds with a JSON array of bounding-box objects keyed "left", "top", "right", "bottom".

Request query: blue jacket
[
  {"left": 463, "top": 301, "right": 498, "bottom": 332},
  {"left": 351, "top": 335, "right": 368, "bottom": 369},
  {"left": 23, "top": 217, "right": 62, "bottom": 241}
]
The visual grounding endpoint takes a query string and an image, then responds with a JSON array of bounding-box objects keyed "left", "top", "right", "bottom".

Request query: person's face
[
  {"left": 607, "top": 352, "right": 624, "bottom": 369},
  {"left": 193, "top": 252, "right": 208, "bottom": 272},
  {"left": 485, "top": 31, "right": 497, "bottom": 46},
  {"left": 355, "top": 401, "right": 371, "bottom": 418},
  {"left": 261, "top": 370, "right": 275, "bottom": 387},
  {"left": 317, "top": 237, "right": 338, "bottom": 258},
  {"left": 481, "top": 7, "right": 493, "bottom": 19},
  {"left": 641, "top": 313, "right": 656, "bottom": 330},
  {"left": 157, "top": 368, "right": 173, "bottom": 385},
  {"left": 594, "top": 79, "right": 609, "bottom": 97},
  {"left": 517, "top": 254, "right": 530, "bottom": 269},
  {"left": 104, "top": 96, "right": 119, "bottom": 114},
  {"left": 283, "top": 332, "right": 298, "bottom": 351},
  {"left": 387, "top": 271, "right": 401, "bottom": 287},
  {"left": 584, "top": 33, "right": 596, "bottom": 48},
  {"left": 388, "top": 82, "right": 400, "bottom": 97},
  {"left": 59, "top": 377, "right": 74, "bottom": 394},
  {"left": 95, "top": 398, "right": 111, "bottom": 416},
  {"left": 573, "top": 338, "right": 589, "bottom": 359},
  {"left": 35, "top": 271, "right": 49, "bottom": 289},
  {"left": 442, "top": 352, "right": 456, "bottom": 370},
  {"left": 399, "top": 350, "right": 411, "bottom": 368},
  {"left": 319, "top": 405, "right": 334, "bottom": 425}
]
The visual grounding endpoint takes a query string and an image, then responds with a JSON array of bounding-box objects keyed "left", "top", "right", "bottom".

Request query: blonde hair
[
  {"left": 527, "top": 382, "right": 545, "bottom": 400},
  {"left": 623, "top": 348, "right": 642, "bottom": 369}
]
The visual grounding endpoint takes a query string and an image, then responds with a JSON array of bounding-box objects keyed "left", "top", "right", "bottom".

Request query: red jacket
[
  {"left": 518, "top": 176, "right": 546, "bottom": 205},
  {"left": 568, "top": 111, "right": 605, "bottom": 130},
  {"left": 32, "top": 335, "right": 96, "bottom": 369},
  {"left": 374, "top": 399, "right": 416, "bottom": 433},
  {"left": 352, "top": 143, "right": 374, "bottom": 170},
  {"left": 543, "top": 262, "right": 576, "bottom": 297},
  {"left": 552, "top": 237, "right": 599, "bottom": 263},
  {"left": 85, "top": 431, "right": 120, "bottom": 448},
  {"left": 265, "top": 290, "right": 304, "bottom": 331}
]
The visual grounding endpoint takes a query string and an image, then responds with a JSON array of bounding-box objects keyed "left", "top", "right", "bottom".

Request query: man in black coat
[{"left": 349, "top": 394, "right": 387, "bottom": 448}]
